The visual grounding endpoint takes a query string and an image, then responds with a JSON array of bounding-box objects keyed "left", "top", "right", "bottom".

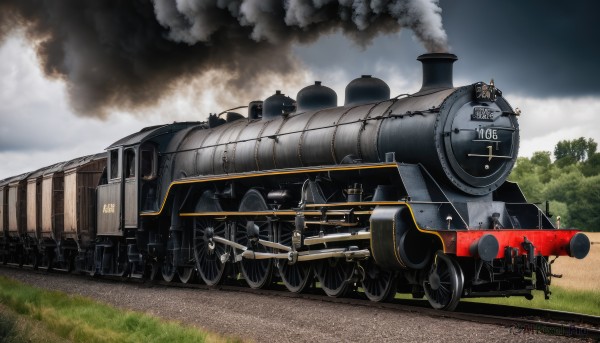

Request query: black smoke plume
[{"left": 0, "top": 0, "right": 448, "bottom": 118}]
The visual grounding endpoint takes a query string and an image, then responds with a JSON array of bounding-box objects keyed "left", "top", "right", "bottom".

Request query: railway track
[
  {"left": 158, "top": 281, "right": 600, "bottom": 341},
  {"left": 2, "top": 263, "right": 599, "bottom": 341}
]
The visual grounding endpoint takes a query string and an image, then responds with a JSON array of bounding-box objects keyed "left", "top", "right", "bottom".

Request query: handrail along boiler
[{"left": 1, "top": 53, "right": 591, "bottom": 310}]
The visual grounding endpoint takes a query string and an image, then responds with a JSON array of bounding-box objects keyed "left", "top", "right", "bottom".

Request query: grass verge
[
  {"left": 0, "top": 303, "right": 70, "bottom": 343},
  {"left": 462, "top": 286, "right": 600, "bottom": 316},
  {"left": 0, "top": 276, "right": 242, "bottom": 343},
  {"left": 394, "top": 286, "right": 600, "bottom": 316}
]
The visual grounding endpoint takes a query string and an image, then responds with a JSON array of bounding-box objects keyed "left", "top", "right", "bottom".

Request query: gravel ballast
[{"left": 0, "top": 268, "right": 585, "bottom": 343}]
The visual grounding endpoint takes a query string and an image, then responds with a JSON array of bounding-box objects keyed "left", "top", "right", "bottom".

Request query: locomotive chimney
[{"left": 417, "top": 53, "right": 458, "bottom": 93}]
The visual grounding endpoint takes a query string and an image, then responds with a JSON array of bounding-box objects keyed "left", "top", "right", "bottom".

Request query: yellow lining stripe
[
  {"left": 304, "top": 201, "right": 407, "bottom": 207},
  {"left": 140, "top": 163, "right": 398, "bottom": 216},
  {"left": 369, "top": 203, "right": 446, "bottom": 266},
  {"left": 404, "top": 204, "right": 446, "bottom": 253},
  {"left": 138, "top": 162, "right": 446, "bottom": 254},
  {"left": 391, "top": 212, "right": 406, "bottom": 267}
]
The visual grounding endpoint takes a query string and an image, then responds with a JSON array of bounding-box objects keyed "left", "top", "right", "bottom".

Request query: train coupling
[
  {"left": 502, "top": 237, "right": 556, "bottom": 298},
  {"left": 502, "top": 236, "right": 538, "bottom": 275}
]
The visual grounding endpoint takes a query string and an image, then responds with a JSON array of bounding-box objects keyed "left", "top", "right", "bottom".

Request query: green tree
[
  {"left": 543, "top": 170, "right": 584, "bottom": 204},
  {"left": 554, "top": 137, "right": 597, "bottom": 162},
  {"left": 587, "top": 138, "right": 598, "bottom": 157},
  {"left": 569, "top": 175, "right": 600, "bottom": 231},
  {"left": 509, "top": 157, "right": 535, "bottom": 180},
  {"left": 531, "top": 151, "right": 554, "bottom": 183},
  {"left": 581, "top": 153, "right": 600, "bottom": 177},
  {"left": 554, "top": 140, "right": 571, "bottom": 160},
  {"left": 515, "top": 173, "right": 544, "bottom": 203},
  {"left": 509, "top": 137, "right": 599, "bottom": 232},
  {"left": 531, "top": 151, "right": 551, "bottom": 168}
]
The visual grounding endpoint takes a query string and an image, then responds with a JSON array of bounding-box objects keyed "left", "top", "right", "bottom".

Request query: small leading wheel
[
  {"left": 236, "top": 189, "right": 273, "bottom": 289},
  {"left": 277, "top": 222, "right": 312, "bottom": 293},
  {"left": 423, "top": 251, "right": 463, "bottom": 311},
  {"left": 315, "top": 258, "right": 354, "bottom": 297},
  {"left": 361, "top": 259, "right": 397, "bottom": 302}
]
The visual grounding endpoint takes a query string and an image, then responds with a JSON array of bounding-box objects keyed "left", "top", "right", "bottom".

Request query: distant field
[{"left": 551, "top": 232, "right": 600, "bottom": 292}]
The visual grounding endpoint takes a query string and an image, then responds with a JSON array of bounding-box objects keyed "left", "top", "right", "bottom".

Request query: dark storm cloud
[
  {"left": 296, "top": 1, "right": 600, "bottom": 98},
  {"left": 0, "top": 0, "right": 448, "bottom": 118},
  {"left": 440, "top": 0, "right": 600, "bottom": 97}
]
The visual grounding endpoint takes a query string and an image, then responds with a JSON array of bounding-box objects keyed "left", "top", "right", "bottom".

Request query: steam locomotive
[{"left": 0, "top": 53, "right": 590, "bottom": 311}]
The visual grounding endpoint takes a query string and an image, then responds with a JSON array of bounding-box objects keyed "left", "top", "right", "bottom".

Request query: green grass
[
  {"left": 0, "top": 304, "right": 70, "bottom": 343},
  {"left": 393, "top": 286, "right": 600, "bottom": 316},
  {"left": 0, "top": 310, "right": 26, "bottom": 343},
  {"left": 0, "top": 276, "right": 241, "bottom": 343},
  {"left": 462, "top": 287, "right": 600, "bottom": 316}
]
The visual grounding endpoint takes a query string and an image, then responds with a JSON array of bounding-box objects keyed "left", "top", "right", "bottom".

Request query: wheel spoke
[
  {"left": 277, "top": 222, "right": 313, "bottom": 293},
  {"left": 177, "top": 265, "right": 194, "bottom": 283},
  {"left": 362, "top": 259, "right": 396, "bottom": 302},
  {"left": 236, "top": 189, "right": 273, "bottom": 289},
  {"left": 192, "top": 195, "right": 228, "bottom": 286},
  {"left": 315, "top": 257, "right": 352, "bottom": 297}
]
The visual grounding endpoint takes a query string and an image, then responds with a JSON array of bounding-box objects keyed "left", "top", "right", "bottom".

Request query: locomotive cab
[{"left": 94, "top": 121, "right": 200, "bottom": 276}]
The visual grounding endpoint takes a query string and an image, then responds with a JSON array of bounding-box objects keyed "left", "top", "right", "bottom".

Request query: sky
[{"left": 1, "top": 0, "right": 599, "bottom": 180}]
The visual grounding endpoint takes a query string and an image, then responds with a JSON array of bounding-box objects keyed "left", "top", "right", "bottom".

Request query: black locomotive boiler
[{"left": 1, "top": 53, "right": 590, "bottom": 311}]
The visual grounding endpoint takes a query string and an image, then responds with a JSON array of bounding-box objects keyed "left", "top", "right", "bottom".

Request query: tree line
[{"left": 508, "top": 137, "right": 600, "bottom": 232}]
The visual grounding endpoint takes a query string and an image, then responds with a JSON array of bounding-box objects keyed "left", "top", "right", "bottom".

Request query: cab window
[
  {"left": 140, "top": 143, "right": 157, "bottom": 180},
  {"left": 124, "top": 149, "right": 136, "bottom": 179},
  {"left": 109, "top": 149, "right": 120, "bottom": 180}
]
